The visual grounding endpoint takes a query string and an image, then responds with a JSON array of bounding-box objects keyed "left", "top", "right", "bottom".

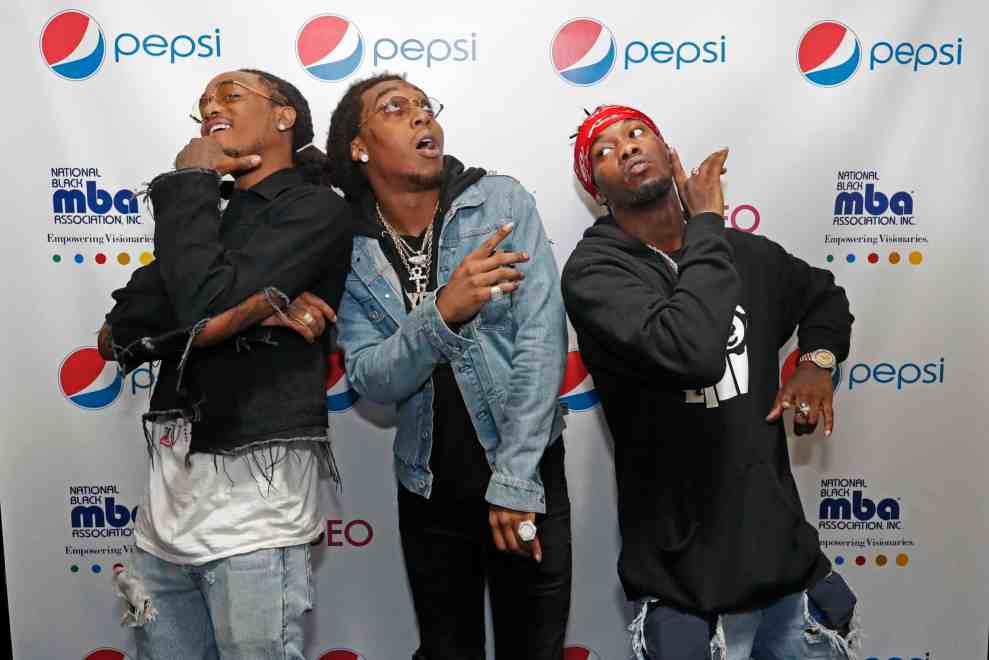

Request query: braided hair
[
  {"left": 323, "top": 72, "right": 406, "bottom": 200},
  {"left": 240, "top": 68, "right": 326, "bottom": 185}
]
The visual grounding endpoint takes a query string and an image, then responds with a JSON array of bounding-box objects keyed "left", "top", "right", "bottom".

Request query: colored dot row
[
  {"left": 70, "top": 562, "right": 125, "bottom": 574},
  {"left": 53, "top": 252, "right": 154, "bottom": 265},
  {"left": 826, "top": 251, "right": 923, "bottom": 265},
  {"left": 833, "top": 553, "right": 909, "bottom": 567}
]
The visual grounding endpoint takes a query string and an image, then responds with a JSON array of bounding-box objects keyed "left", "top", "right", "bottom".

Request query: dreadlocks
[
  {"left": 323, "top": 72, "right": 406, "bottom": 200},
  {"left": 240, "top": 68, "right": 326, "bottom": 186}
]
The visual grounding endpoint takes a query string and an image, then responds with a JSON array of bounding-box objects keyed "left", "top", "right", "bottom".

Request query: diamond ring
[{"left": 517, "top": 520, "right": 537, "bottom": 543}]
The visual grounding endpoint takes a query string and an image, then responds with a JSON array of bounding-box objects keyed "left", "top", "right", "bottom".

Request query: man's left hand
[
  {"left": 766, "top": 362, "right": 835, "bottom": 437},
  {"left": 175, "top": 137, "right": 261, "bottom": 175},
  {"left": 489, "top": 505, "right": 542, "bottom": 562}
]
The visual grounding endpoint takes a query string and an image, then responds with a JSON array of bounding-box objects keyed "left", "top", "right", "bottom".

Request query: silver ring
[
  {"left": 691, "top": 167, "right": 699, "bottom": 176},
  {"left": 517, "top": 520, "right": 537, "bottom": 543},
  {"left": 301, "top": 311, "right": 315, "bottom": 326},
  {"left": 797, "top": 401, "right": 812, "bottom": 416},
  {"left": 490, "top": 285, "right": 504, "bottom": 302}
]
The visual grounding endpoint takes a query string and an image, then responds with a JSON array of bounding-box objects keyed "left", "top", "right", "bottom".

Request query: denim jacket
[{"left": 336, "top": 173, "right": 566, "bottom": 512}]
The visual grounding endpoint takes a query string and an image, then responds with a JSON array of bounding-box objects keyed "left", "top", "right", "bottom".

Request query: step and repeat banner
[{"left": 2, "top": 1, "right": 987, "bottom": 658}]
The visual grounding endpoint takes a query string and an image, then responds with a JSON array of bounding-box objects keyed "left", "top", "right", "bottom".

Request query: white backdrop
[{"left": 3, "top": 1, "right": 988, "bottom": 659}]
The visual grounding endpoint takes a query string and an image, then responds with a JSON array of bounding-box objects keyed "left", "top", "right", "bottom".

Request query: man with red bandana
[{"left": 562, "top": 106, "right": 858, "bottom": 660}]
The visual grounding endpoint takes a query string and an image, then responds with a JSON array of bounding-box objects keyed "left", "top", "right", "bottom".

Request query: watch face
[{"left": 813, "top": 350, "right": 836, "bottom": 369}]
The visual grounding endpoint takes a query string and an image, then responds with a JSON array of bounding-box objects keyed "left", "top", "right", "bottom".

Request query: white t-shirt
[{"left": 135, "top": 421, "right": 323, "bottom": 565}]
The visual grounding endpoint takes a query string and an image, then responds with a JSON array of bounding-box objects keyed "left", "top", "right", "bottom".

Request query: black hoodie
[{"left": 561, "top": 212, "right": 853, "bottom": 614}]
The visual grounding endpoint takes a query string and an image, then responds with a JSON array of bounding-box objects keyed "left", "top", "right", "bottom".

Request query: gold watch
[{"left": 799, "top": 349, "right": 836, "bottom": 369}]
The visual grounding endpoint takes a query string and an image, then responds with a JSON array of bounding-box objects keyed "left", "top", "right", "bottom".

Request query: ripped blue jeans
[
  {"left": 118, "top": 545, "right": 312, "bottom": 660},
  {"left": 632, "top": 591, "right": 859, "bottom": 660}
]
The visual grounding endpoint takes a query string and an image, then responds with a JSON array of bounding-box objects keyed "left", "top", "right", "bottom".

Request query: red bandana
[{"left": 573, "top": 105, "right": 660, "bottom": 198}]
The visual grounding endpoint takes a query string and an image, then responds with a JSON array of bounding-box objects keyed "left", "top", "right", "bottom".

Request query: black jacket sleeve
[
  {"left": 562, "top": 213, "right": 741, "bottom": 387},
  {"left": 103, "top": 261, "right": 189, "bottom": 374},
  {"left": 771, "top": 240, "right": 854, "bottom": 360},
  {"left": 309, "top": 216, "right": 354, "bottom": 354},
  {"left": 150, "top": 170, "right": 351, "bottom": 326}
]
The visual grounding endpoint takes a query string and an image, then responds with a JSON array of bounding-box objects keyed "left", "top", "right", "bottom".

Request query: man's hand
[
  {"left": 766, "top": 362, "right": 836, "bottom": 436},
  {"left": 261, "top": 291, "right": 336, "bottom": 343},
  {"left": 435, "top": 223, "right": 528, "bottom": 325},
  {"left": 671, "top": 147, "right": 729, "bottom": 217},
  {"left": 97, "top": 323, "right": 114, "bottom": 361},
  {"left": 489, "top": 505, "right": 542, "bottom": 563},
  {"left": 175, "top": 137, "right": 261, "bottom": 175}
]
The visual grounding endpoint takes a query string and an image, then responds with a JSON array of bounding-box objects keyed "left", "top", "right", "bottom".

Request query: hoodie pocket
[
  {"left": 656, "top": 519, "right": 699, "bottom": 553},
  {"left": 650, "top": 488, "right": 699, "bottom": 553},
  {"left": 736, "top": 462, "right": 816, "bottom": 587}
]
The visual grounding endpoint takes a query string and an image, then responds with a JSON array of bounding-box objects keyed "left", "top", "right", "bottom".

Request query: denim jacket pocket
[
  {"left": 360, "top": 298, "right": 388, "bottom": 326},
  {"left": 478, "top": 294, "right": 512, "bottom": 329}
]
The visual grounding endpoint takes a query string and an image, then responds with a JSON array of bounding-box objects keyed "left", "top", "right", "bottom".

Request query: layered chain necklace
[{"left": 376, "top": 201, "right": 439, "bottom": 308}]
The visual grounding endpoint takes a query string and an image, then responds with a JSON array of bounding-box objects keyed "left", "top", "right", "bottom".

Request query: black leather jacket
[{"left": 105, "top": 168, "right": 353, "bottom": 457}]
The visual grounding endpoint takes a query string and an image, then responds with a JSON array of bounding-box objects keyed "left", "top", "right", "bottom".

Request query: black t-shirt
[{"left": 377, "top": 212, "right": 492, "bottom": 501}]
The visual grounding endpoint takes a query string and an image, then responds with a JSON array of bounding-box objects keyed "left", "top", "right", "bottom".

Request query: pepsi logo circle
[
  {"left": 59, "top": 348, "right": 123, "bottom": 410},
  {"left": 41, "top": 10, "right": 106, "bottom": 81},
  {"left": 84, "top": 649, "right": 132, "bottom": 660},
  {"left": 565, "top": 646, "right": 602, "bottom": 660},
  {"left": 297, "top": 15, "right": 364, "bottom": 82},
  {"left": 326, "top": 351, "right": 359, "bottom": 414},
  {"left": 317, "top": 650, "right": 366, "bottom": 660},
  {"left": 559, "top": 351, "right": 600, "bottom": 412},
  {"left": 551, "top": 18, "right": 616, "bottom": 86},
  {"left": 798, "top": 21, "right": 861, "bottom": 87}
]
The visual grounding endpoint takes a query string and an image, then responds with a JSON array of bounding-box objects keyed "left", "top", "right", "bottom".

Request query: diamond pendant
[{"left": 408, "top": 254, "right": 427, "bottom": 265}]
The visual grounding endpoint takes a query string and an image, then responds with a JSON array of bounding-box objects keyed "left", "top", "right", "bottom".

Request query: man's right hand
[
  {"left": 671, "top": 147, "right": 729, "bottom": 218},
  {"left": 261, "top": 291, "right": 336, "bottom": 343},
  {"left": 435, "top": 223, "right": 528, "bottom": 325}
]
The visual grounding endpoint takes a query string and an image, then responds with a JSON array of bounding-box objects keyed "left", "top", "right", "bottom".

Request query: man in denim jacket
[{"left": 322, "top": 73, "right": 571, "bottom": 659}]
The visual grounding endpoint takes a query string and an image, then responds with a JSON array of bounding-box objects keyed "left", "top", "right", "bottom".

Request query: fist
[{"left": 175, "top": 137, "right": 261, "bottom": 175}]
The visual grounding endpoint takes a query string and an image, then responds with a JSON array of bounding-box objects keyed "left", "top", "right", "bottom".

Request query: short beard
[
  {"left": 407, "top": 170, "right": 444, "bottom": 191},
  {"left": 626, "top": 176, "right": 673, "bottom": 208}
]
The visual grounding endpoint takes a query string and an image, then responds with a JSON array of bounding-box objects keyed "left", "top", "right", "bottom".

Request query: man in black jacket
[
  {"left": 562, "top": 105, "right": 857, "bottom": 659},
  {"left": 98, "top": 69, "right": 352, "bottom": 660}
]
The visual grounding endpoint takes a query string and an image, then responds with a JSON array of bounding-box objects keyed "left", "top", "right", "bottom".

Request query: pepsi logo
[
  {"left": 59, "top": 348, "right": 123, "bottom": 410},
  {"left": 564, "top": 646, "right": 602, "bottom": 660},
  {"left": 41, "top": 10, "right": 106, "bottom": 81},
  {"left": 551, "top": 18, "right": 616, "bottom": 86},
  {"left": 559, "top": 351, "right": 600, "bottom": 412},
  {"left": 780, "top": 349, "right": 841, "bottom": 393},
  {"left": 326, "top": 351, "right": 359, "bottom": 414},
  {"left": 83, "top": 649, "right": 132, "bottom": 660},
  {"left": 798, "top": 21, "right": 861, "bottom": 87},
  {"left": 297, "top": 15, "right": 364, "bottom": 82},
  {"left": 317, "top": 650, "right": 366, "bottom": 660}
]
